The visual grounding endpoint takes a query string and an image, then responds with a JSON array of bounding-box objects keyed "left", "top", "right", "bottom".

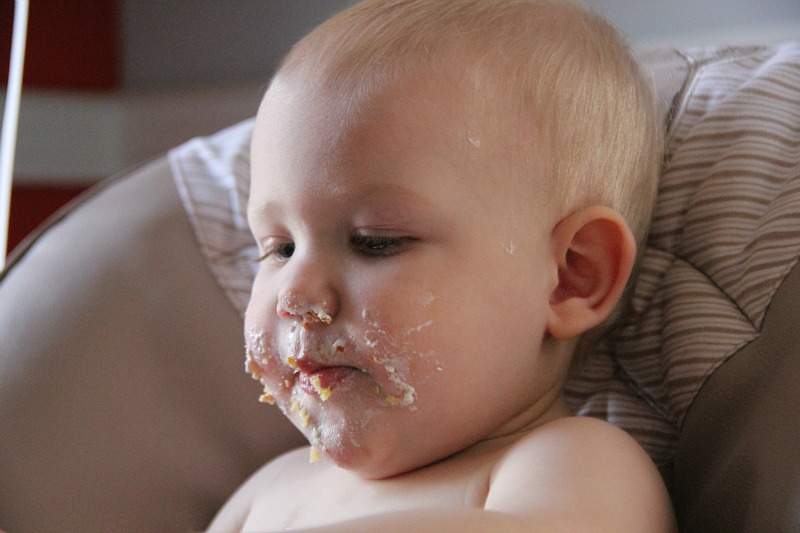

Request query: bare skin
[
  {"left": 210, "top": 4, "right": 677, "bottom": 529},
  {"left": 211, "top": 416, "right": 676, "bottom": 532}
]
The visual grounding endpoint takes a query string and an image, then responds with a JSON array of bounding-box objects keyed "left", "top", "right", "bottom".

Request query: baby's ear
[{"left": 546, "top": 206, "right": 636, "bottom": 340}]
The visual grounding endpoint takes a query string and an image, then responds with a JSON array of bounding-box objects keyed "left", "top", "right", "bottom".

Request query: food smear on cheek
[
  {"left": 244, "top": 327, "right": 267, "bottom": 379},
  {"left": 245, "top": 326, "right": 295, "bottom": 406},
  {"left": 361, "top": 309, "right": 438, "bottom": 411}
]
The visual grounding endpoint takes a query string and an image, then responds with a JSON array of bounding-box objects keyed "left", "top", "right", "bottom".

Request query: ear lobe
[{"left": 547, "top": 206, "right": 636, "bottom": 340}]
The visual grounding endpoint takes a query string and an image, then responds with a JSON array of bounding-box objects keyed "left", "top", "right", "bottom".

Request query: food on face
[
  {"left": 309, "top": 446, "right": 321, "bottom": 463},
  {"left": 385, "top": 365, "right": 417, "bottom": 408},
  {"left": 259, "top": 390, "right": 276, "bottom": 405},
  {"left": 310, "top": 375, "right": 333, "bottom": 401},
  {"left": 245, "top": 328, "right": 269, "bottom": 382},
  {"left": 291, "top": 399, "right": 312, "bottom": 428},
  {"left": 259, "top": 393, "right": 276, "bottom": 404},
  {"left": 306, "top": 308, "right": 333, "bottom": 324},
  {"left": 257, "top": 382, "right": 276, "bottom": 404},
  {"left": 280, "top": 292, "right": 333, "bottom": 324},
  {"left": 286, "top": 355, "right": 298, "bottom": 368},
  {"left": 246, "top": 356, "right": 262, "bottom": 380},
  {"left": 331, "top": 338, "right": 346, "bottom": 354},
  {"left": 385, "top": 394, "right": 402, "bottom": 406}
]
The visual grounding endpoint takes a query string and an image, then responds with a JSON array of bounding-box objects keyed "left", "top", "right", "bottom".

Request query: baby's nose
[{"left": 276, "top": 289, "right": 335, "bottom": 324}]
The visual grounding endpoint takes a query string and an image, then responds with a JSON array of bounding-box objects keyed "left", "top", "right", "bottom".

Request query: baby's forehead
[
  {"left": 258, "top": 65, "right": 547, "bottom": 207},
  {"left": 269, "top": 60, "right": 482, "bottom": 146}
]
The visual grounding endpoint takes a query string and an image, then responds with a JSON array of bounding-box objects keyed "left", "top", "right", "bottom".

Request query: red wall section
[
  {"left": 6, "top": 183, "right": 89, "bottom": 255},
  {"left": 1, "top": 1, "right": 117, "bottom": 256},
  {"left": 0, "top": 0, "right": 119, "bottom": 91}
]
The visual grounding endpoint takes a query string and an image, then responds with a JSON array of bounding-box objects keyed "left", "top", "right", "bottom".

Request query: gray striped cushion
[
  {"left": 566, "top": 43, "right": 800, "bottom": 466},
  {"left": 168, "top": 43, "right": 800, "bottom": 468}
]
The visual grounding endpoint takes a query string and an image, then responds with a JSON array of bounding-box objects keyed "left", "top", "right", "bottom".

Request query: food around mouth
[{"left": 310, "top": 374, "right": 333, "bottom": 401}]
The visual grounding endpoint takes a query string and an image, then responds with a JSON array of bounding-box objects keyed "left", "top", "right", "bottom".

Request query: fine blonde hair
[{"left": 273, "top": 0, "right": 663, "bottom": 250}]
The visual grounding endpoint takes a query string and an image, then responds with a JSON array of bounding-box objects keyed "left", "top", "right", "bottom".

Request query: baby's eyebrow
[
  {"left": 246, "top": 198, "right": 285, "bottom": 228},
  {"left": 348, "top": 184, "right": 443, "bottom": 221},
  {"left": 348, "top": 183, "right": 431, "bottom": 204},
  {"left": 246, "top": 181, "right": 443, "bottom": 232}
]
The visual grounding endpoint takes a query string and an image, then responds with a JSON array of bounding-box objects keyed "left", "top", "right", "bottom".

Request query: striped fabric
[
  {"left": 168, "top": 44, "right": 800, "bottom": 468},
  {"left": 566, "top": 43, "right": 800, "bottom": 466},
  {"left": 169, "top": 119, "right": 256, "bottom": 314}
]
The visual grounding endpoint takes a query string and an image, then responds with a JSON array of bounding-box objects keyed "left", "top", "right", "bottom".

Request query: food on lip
[
  {"left": 310, "top": 375, "right": 333, "bottom": 401},
  {"left": 286, "top": 355, "right": 298, "bottom": 368}
]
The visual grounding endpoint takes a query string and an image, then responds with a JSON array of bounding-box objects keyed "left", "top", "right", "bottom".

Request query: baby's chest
[{"left": 244, "top": 461, "right": 490, "bottom": 530}]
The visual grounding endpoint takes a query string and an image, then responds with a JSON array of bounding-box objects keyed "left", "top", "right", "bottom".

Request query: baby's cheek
[
  {"left": 244, "top": 326, "right": 291, "bottom": 405},
  {"left": 359, "top": 291, "right": 444, "bottom": 409}
]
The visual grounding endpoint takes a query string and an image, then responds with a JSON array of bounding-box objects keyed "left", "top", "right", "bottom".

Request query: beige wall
[{"left": 5, "top": 0, "right": 799, "bottom": 184}]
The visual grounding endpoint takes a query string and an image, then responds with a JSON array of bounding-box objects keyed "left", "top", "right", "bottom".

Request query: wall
[
  {"left": 121, "top": 0, "right": 355, "bottom": 90},
  {"left": 5, "top": 0, "right": 800, "bottom": 185},
  {"left": 120, "top": 0, "right": 800, "bottom": 88},
  {"left": 2, "top": 0, "right": 799, "bottom": 253}
]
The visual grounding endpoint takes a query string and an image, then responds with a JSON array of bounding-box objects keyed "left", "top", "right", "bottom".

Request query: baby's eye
[
  {"left": 256, "top": 241, "right": 295, "bottom": 263},
  {"left": 350, "top": 235, "right": 413, "bottom": 258}
]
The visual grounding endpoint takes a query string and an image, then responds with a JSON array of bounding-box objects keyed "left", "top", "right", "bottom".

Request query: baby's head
[
  {"left": 275, "top": 0, "right": 661, "bottom": 249},
  {"left": 245, "top": 0, "right": 661, "bottom": 479}
]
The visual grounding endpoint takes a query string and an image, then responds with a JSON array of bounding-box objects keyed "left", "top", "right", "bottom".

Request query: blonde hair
[{"left": 273, "top": 0, "right": 663, "bottom": 250}]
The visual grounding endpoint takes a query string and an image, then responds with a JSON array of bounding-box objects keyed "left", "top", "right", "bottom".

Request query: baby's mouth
[{"left": 296, "top": 364, "right": 359, "bottom": 399}]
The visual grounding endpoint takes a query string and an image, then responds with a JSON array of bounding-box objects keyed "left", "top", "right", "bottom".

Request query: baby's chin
[
  {"left": 311, "top": 418, "right": 458, "bottom": 480},
  {"left": 304, "top": 417, "right": 407, "bottom": 479},
  {"left": 321, "top": 435, "right": 417, "bottom": 480}
]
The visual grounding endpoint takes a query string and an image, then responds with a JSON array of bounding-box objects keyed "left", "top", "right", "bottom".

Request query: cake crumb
[
  {"left": 259, "top": 392, "right": 275, "bottom": 405},
  {"left": 309, "top": 447, "right": 321, "bottom": 463},
  {"left": 258, "top": 384, "right": 276, "bottom": 404},
  {"left": 310, "top": 375, "right": 333, "bottom": 401},
  {"left": 291, "top": 400, "right": 312, "bottom": 428}
]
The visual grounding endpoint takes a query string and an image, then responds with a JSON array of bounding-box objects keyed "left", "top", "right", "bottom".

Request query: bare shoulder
[
  {"left": 487, "top": 416, "right": 677, "bottom": 533},
  {"left": 207, "top": 447, "right": 313, "bottom": 532}
]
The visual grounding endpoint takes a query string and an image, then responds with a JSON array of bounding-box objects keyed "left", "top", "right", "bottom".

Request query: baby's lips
[{"left": 297, "top": 366, "right": 355, "bottom": 398}]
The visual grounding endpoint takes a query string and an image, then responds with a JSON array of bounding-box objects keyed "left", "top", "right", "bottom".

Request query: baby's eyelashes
[
  {"left": 350, "top": 235, "right": 416, "bottom": 258},
  {"left": 254, "top": 235, "right": 417, "bottom": 264},
  {"left": 255, "top": 240, "right": 295, "bottom": 263}
]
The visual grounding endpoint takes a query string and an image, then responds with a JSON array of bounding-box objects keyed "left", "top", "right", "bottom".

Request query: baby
[{"left": 211, "top": 0, "right": 676, "bottom": 531}]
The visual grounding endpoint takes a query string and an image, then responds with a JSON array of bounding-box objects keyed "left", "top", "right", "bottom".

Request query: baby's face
[{"left": 245, "top": 74, "right": 562, "bottom": 479}]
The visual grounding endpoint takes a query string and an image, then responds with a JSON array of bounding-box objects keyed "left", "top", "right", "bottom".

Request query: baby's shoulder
[
  {"left": 486, "top": 416, "right": 676, "bottom": 531},
  {"left": 495, "top": 415, "right": 659, "bottom": 488},
  {"left": 491, "top": 416, "right": 644, "bottom": 484},
  {"left": 503, "top": 415, "right": 646, "bottom": 462}
]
